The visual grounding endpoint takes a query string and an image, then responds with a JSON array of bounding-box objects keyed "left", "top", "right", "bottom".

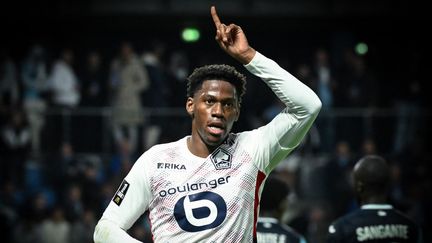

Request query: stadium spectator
[
  {"left": 312, "top": 48, "right": 336, "bottom": 153},
  {"left": 48, "top": 48, "right": 80, "bottom": 109},
  {"left": 0, "top": 109, "right": 31, "bottom": 186},
  {"left": 79, "top": 50, "right": 108, "bottom": 107},
  {"left": 21, "top": 44, "right": 50, "bottom": 156},
  {"left": 109, "top": 41, "right": 150, "bottom": 156},
  {"left": 0, "top": 50, "right": 19, "bottom": 109}
]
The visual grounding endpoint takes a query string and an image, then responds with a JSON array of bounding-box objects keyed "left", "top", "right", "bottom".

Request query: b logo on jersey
[
  {"left": 210, "top": 148, "right": 232, "bottom": 170},
  {"left": 174, "top": 191, "right": 227, "bottom": 232}
]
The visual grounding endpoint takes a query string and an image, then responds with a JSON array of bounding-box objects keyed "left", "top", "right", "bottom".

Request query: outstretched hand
[{"left": 211, "top": 6, "right": 256, "bottom": 64}]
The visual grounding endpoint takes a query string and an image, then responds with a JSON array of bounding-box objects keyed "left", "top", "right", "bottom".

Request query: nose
[{"left": 211, "top": 102, "right": 223, "bottom": 117}]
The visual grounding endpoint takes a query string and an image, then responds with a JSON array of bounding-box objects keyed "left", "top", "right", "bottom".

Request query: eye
[
  {"left": 223, "top": 102, "right": 234, "bottom": 108},
  {"left": 205, "top": 98, "right": 215, "bottom": 105}
]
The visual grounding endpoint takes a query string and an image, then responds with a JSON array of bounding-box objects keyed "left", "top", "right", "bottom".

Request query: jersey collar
[
  {"left": 361, "top": 204, "right": 393, "bottom": 210},
  {"left": 257, "top": 217, "right": 279, "bottom": 223}
]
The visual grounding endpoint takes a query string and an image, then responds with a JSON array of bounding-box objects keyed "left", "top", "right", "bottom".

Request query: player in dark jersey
[
  {"left": 326, "top": 155, "right": 423, "bottom": 243},
  {"left": 257, "top": 176, "right": 307, "bottom": 243}
]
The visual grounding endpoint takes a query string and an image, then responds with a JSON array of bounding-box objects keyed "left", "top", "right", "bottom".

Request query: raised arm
[
  {"left": 211, "top": 6, "right": 256, "bottom": 64},
  {"left": 211, "top": 6, "right": 322, "bottom": 172},
  {"left": 243, "top": 51, "right": 322, "bottom": 172}
]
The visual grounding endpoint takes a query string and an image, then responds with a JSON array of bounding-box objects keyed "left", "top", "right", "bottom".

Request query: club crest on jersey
[
  {"left": 113, "top": 180, "right": 130, "bottom": 206},
  {"left": 210, "top": 148, "right": 232, "bottom": 170}
]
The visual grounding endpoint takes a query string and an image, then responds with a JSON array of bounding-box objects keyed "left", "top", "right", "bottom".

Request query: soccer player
[
  {"left": 257, "top": 176, "right": 307, "bottom": 243},
  {"left": 326, "top": 155, "right": 423, "bottom": 243},
  {"left": 93, "top": 6, "right": 321, "bottom": 243}
]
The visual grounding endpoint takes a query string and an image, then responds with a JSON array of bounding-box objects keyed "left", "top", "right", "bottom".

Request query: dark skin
[
  {"left": 185, "top": 6, "right": 256, "bottom": 158},
  {"left": 353, "top": 155, "right": 390, "bottom": 205},
  {"left": 186, "top": 80, "right": 239, "bottom": 157}
]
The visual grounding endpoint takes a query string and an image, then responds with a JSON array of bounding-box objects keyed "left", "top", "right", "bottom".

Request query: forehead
[{"left": 197, "top": 80, "right": 238, "bottom": 98}]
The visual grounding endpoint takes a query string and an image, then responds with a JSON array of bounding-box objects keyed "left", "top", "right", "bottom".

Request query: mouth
[{"left": 207, "top": 122, "right": 225, "bottom": 136}]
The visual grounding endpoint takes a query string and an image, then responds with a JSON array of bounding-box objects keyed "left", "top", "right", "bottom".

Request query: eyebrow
[{"left": 201, "top": 93, "right": 237, "bottom": 102}]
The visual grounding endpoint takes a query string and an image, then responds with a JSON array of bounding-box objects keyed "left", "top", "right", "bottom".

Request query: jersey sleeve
[
  {"left": 240, "top": 51, "right": 322, "bottom": 173},
  {"left": 94, "top": 153, "right": 153, "bottom": 243}
]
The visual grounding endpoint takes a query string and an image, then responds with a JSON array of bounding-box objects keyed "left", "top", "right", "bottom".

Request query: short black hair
[
  {"left": 354, "top": 155, "right": 390, "bottom": 195},
  {"left": 186, "top": 64, "right": 246, "bottom": 104}
]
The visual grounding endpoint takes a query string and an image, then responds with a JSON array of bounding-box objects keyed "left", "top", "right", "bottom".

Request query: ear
[
  {"left": 186, "top": 97, "right": 194, "bottom": 118},
  {"left": 234, "top": 104, "right": 241, "bottom": 121},
  {"left": 355, "top": 181, "right": 364, "bottom": 194}
]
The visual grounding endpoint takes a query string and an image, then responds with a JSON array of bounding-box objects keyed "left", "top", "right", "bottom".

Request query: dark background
[{"left": 1, "top": 0, "right": 431, "bottom": 242}]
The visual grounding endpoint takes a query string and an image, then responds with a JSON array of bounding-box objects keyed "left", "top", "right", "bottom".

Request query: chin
[
  {"left": 205, "top": 136, "right": 226, "bottom": 147},
  {"left": 206, "top": 140, "right": 223, "bottom": 148}
]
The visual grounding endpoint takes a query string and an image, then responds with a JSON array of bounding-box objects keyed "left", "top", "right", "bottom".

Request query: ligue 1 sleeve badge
[{"left": 113, "top": 180, "right": 130, "bottom": 206}]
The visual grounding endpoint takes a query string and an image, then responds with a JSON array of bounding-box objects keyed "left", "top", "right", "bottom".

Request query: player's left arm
[
  {"left": 211, "top": 5, "right": 321, "bottom": 173},
  {"left": 243, "top": 51, "right": 322, "bottom": 172}
]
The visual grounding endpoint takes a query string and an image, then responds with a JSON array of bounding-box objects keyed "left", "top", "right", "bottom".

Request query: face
[{"left": 186, "top": 80, "right": 240, "bottom": 148}]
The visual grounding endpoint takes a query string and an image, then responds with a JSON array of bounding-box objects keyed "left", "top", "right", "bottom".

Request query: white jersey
[{"left": 94, "top": 52, "right": 321, "bottom": 243}]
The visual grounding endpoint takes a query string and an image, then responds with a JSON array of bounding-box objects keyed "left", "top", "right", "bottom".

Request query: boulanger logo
[
  {"left": 159, "top": 176, "right": 230, "bottom": 198},
  {"left": 174, "top": 191, "right": 227, "bottom": 232}
]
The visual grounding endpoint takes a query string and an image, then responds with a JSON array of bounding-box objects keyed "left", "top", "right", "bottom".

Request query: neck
[
  {"left": 260, "top": 211, "right": 277, "bottom": 218},
  {"left": 187, "top": 136, "right": 216, "bottom": 158},
  {"left": 360, "top": 195, "right": 387, "bottom": 206}
]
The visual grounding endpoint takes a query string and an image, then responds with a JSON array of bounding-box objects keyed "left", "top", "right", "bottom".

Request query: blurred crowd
[{"left": 0, "top": 39, "right": 430, "bottom": 243}]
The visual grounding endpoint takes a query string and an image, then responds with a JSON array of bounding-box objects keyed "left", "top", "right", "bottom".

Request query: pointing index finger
[{"left": 211, "top": 6, "right": 221, "bottom": 27}]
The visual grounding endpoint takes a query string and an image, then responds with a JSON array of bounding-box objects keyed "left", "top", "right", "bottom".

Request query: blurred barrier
[{"left": 37, "top": 106, "right": 430, "bottom": 156}]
